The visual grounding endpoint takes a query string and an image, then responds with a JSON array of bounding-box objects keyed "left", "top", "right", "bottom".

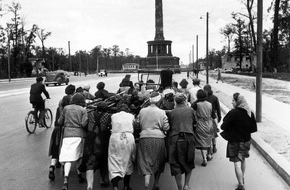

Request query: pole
[
  {"left": 156, "top": 46, "right": 158, "bottom": 70},
  {"left": 192, "top": 45, "right": 194, "bottom": 66},
  {"left": 196, "top": 35, "right": 199, "bottom": 72},
  {"left": 256, "top": 0, "right": 263, "bottom": 122},
  {"left": 206, "top": 12, "right": 209, "bottom": 84},
  {"left": 97, "top": 55, "right": 99, "bottom": 73},
  {"left": 79, "top": 54, "right": 82, "bottom": 76},
  {"left": 7, "top": 29, "right": 11, "bottom": 82},
  {"left": 68, "top": 41, "right": 72, "bottom": 72}
]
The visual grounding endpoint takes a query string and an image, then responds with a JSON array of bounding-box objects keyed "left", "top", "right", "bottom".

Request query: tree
[
  {"left": 36, "top": 27, "right": 51, "bottom": 59},
  {"left": 220, "top": 24, "right": 235, "bottom": 53},
  {"left": 232, "top": 13, "right": 249, "bottom": 69},
  {"left": 238, "top": 0, "right": 257, "bottom": 52}
]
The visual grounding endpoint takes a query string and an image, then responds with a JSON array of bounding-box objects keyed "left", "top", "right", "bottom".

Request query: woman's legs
[
  {"left": 153, "top": 172, "right": 161, "bottom": 189},
  {"left": 48, "top": 158, "right": 58, "bottom": 180},
  {"left": 234, "top": 161, "right": 245, "bottom": 186},
  {"left": 144, "top": 174, "right": 151, "bottom": 189},
  {"left": 86, "top": 170, "right": 94, "bottom": 189},
  {"left": 174, "top": 174, "right": 182, "bottom": 190},
  {"left": 123, "top": 175, "right": 131, "bottom": 189},
  {"left": 184, "top": 170, "right": 192, "bottom": 189},
  {"left": 201, "top": 150, "right": 207, "bottom": 166},
  {"left": 62, "top": 162, "right": 71, "bottom": 190},
  {"left": 111, "top": 176, "right": 122, "bottom": 190}
]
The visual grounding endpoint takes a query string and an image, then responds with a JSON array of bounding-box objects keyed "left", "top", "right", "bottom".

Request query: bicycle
[{"left": 25, "top": 99, "right": 53, "bottom": 134}]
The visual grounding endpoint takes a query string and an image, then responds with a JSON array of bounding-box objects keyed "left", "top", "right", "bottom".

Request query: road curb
[{"left": 219, "top": 102, "right": 290, "bottom": 187}]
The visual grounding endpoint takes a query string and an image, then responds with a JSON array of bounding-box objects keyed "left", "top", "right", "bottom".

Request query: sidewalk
[{"left": 197, "top": 73, "right": 290, "bottom": 187}]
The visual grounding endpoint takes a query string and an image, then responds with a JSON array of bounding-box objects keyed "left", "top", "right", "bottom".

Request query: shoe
[
  {"left": 87, "top": 188, "right": 92, "bottom": 190},
  {"left": 78, "top": 174, "right": 86, "bottom": 184},
  {"left": 235, "top": 184, "right": 245, "bottom": 190},
  {"left": 183, "top": 186, "right": 191, "bottom": 190},
  {"left": 144, "top": 185, "right": 150, "bottom": 190},
  {"left": 201, "top": 161, "right": 207, "bottom": 167},
  {"left": 62, "top": 177, "right": 68, "bottom": 190},
  {"left": 152, "top": 186, "right": 159, "bottom": 190},
  {"left": 207, "top": 155, "right": 213, "bottom": 161},
  {"left": 48, "top": 166, "right": 55, "bottom": 180}
]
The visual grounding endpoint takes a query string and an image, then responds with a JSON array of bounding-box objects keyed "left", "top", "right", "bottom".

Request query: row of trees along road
[
  {"left": 218, "top": 0, "right": 290, "bottom": 73},
  {"left": 0, "top": 1, "right": 290, "bottom": 78},
  {"left": 0, "top": 2, "right": 140, "bottom": 78}
]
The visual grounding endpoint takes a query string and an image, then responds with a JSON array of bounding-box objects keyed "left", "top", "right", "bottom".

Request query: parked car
[{"left": 44, "top": 70, "right": 69, "bottom": 86}]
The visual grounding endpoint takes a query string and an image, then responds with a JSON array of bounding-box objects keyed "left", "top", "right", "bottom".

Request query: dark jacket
[
  {"left": 221, "top": 108, "right": 251, "bottom": 142},
  {"left": 206, "top": 94, "right": 221, "bottom": 122},
  {"left": 29, "top": 82, "right": 50, "bottom": 103},
  {"left": 94, "top": 89, "right": 114, "bottom": 100}
]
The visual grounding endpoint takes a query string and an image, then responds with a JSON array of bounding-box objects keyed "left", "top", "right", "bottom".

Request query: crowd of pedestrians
[{"left": 39, "top": 73, "right": 256, "bottom": 190}]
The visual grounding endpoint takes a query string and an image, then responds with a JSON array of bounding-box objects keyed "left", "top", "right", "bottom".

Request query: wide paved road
[{"left": 0, "top": 73, "right": 288, "bottom": 190}]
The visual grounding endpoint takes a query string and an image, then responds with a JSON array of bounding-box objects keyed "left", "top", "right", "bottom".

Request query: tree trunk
[{"left": 272, "top": 0, "right": 280, "bottom": 70}]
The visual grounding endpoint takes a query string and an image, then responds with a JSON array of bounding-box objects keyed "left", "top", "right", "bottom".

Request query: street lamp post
[{"left": 206, "top": 12, "right": 209, "bottom": 84}]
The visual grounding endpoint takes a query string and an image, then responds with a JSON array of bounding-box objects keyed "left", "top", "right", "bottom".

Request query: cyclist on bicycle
[{"left": 29, "top": 76, "right": 50, "bottom": 127}]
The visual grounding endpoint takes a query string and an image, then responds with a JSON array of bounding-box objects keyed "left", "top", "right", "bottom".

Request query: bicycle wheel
[
  {"left": 44, "top": 108, "right": 53, "bottom": 128},
  {"left": 25, "top": 111, "right": 37, "bottom": 134}
]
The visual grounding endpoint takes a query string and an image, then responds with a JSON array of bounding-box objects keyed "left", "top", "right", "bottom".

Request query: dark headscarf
[
  {"left": 196, "top": 89, "right": 207, "bottom": 101},
  {"left": 203, "top": 84, "right": 213, "bottom": 95},
  {"left": 65, "top": 84, "right": 76, "bottom": 95},
  {"left": 179, "top": 79, "right": 188, "bottom": 88}
]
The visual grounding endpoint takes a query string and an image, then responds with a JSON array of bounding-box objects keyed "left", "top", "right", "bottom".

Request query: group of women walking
[{"left": 46, "top": 75, "right": 256, "bottom": 190}]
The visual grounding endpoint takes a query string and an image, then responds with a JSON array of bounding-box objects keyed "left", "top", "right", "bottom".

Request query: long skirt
[
  {"left": 137, "top": 138, "right": 166, "bottom": 175},
  {"left": 48, "top": 126, "right": 62, "bottom": 159},
  {"left": 59, "top": 137, "right": 83, "bottom": 162},
  {"left": 108, "top": 132, "right": 136, "bottom": 180},
  {"left": 195, "top": 122, "right": 214, "bottom": 149},
  {"left": 168, "top": 133, "right": 195, "bottom": 176}
]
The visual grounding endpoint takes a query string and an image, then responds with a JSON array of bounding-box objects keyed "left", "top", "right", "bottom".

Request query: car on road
[
  {"left": 44, "top": 70, "right": 69, "bottom": 86},
  {"left": 98, "top": 69, "right": 107, "bottom": 77}
]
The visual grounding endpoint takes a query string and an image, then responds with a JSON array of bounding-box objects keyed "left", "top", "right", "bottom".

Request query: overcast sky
[{"left": 1, "top": 0, "right": 273, "bottom": 65}]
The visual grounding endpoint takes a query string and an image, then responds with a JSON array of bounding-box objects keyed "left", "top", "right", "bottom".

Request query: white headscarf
[{"left": 235, "top": 94, "right": 251, "bottom": 117}]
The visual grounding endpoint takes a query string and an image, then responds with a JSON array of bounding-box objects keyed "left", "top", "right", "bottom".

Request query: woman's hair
[
  {"left": 65, "top": 84, "right": 76, "bottom": 95},
  {"left": 71, "top": 93, "right": 86, "bottom": 107},
  {"left": 175, "top": 93, "right": 186, "bottom": 104},
  {"left": 97, "top": 82, "right": 105, "bottom": 90}
]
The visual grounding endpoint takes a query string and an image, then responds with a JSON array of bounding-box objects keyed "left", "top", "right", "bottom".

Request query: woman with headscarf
[
  {"left": 136, "top": 92, "right": 170, "bottom": 190},
  {"left": 168, "top": 93, "right": 196, "bottom": 190},
  {"left": 94, "top": 82, "right": 115, "bottom": 100},
  {"left": 78, "top": 102, "right": 112, "bottom": 190},
  {"left": 108, "top": 104, "right": 136, "bottom": 190},
  {"left": 48, "top": 84, "right": 75, "bottom": 181},
  {"left": 220, "top": 93, "right": 256, "bottom": 190},
  {"left": 191, "top": 89, "right": 215, "bottom": 167},
  {"left": 58, "top": 93, "right": 88, "bottom": 190},
  {"left": 203, "top": 84, "right": 222, "bottom": 155}
]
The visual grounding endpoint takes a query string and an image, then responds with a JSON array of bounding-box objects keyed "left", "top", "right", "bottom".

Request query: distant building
[
  {"left": 221, "top": 53, "right": 256, "bottom": 71},
  {"left": 122, "top": 63, "right": 139, "bottom": 71}
]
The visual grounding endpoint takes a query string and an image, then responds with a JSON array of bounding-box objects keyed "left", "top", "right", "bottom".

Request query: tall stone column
[{"left": 154, "top": 0, "right": 164, "bottom": 41}]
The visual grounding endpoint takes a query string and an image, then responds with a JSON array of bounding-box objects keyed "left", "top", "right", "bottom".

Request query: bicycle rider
[{"left": 29, "top": 76, "right": 50, "bottom": 127}]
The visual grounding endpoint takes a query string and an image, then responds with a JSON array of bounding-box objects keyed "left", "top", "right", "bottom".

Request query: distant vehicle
[
  {"left": 44, "top": 70, "right": 69, "bottom": 86},
  {"left": 98, "top": 69, "right": 107, "bottom": 77}
]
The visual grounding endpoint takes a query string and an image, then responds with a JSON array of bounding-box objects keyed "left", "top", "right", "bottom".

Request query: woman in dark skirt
[
  {"left": 136, "top": 92, "right": 170, "bottom": 190},
  {"left": 168, "top": 93, "right": 196, "bottom": 190},
  {"left": 221, "top": 93, "right": 256, "bottom": 190},
  {"left": 79, "top": 102, "right": 111, "bottom": 190}
]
